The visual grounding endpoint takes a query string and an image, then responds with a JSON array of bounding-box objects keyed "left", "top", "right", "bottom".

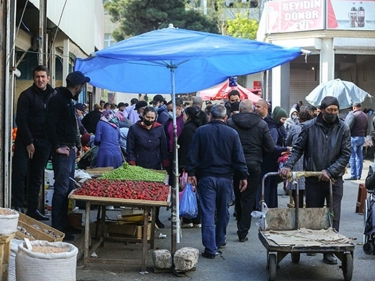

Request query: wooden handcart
[{"left": 258, "top": 172, "right": 355, "bottom": 281}]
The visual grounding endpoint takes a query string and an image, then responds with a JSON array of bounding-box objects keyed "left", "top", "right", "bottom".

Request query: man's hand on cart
[
  {"left": 239, "top": 179, "right": 248, "bottom": 192},
  {"left": 318, "top": 169, "right": 331, "bottom": 182},
  {"left": 279, "top": 167, "right": 291, "bottom": 179}
]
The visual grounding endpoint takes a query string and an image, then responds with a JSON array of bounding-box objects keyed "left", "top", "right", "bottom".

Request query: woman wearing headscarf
[
  {"left": 126, "top": 106, "right": 169, "bottom": 228},
  {"left": 94, "top": 110, "right": 123, "bottom": 168},
  {"left": 177, "top": 106, "right": 208, "bottom": 228}
]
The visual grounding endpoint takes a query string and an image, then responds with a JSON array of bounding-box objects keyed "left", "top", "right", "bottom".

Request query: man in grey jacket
[{"left": 280, "top": 96, "right": 351, "bottom": 265}]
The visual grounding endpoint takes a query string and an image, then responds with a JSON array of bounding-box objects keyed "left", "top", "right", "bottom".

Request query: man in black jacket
[
  {"left": 280, "top": 96, "right": 351, "bottom": 265},
  {"left": 12, "top": 65, "right": 55, "bottom": 220},
  {"left": 227, "top": 99, "right": 275, "bottom": 242},
  {"left": 186, "top": 104, "right": 248, "bottom": 259},
  {"left": 46, "top": 71, "right": 90, "bottom": 240}
]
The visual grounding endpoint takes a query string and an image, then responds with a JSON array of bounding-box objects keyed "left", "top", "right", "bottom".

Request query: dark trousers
[
  {"left": 12, "top": 139, "right": 51, "bottom": 211},
  {"left": 305, "top": 177, "right": 343, "bottom": 231},
  {"left": 51, "top": 148, "right": 76, "bottom": 231},
  {"left": 234, "top": 162, "right": 261, "bottom": 239},
  {"left": 198, "top": 177, "right": 232, "bottom": 255}
]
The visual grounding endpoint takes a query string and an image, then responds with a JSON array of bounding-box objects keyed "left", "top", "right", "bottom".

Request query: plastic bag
[
  {"left": 179, "top": 171, "right": 188, "bottom": 189},
  {"left": 179, "top": 183, "right": 198, "bottom": 219}
]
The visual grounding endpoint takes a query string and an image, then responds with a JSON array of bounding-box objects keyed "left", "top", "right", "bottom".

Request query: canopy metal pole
[{"left": 170, "top": 66, "right": 180, "bottom": 254}]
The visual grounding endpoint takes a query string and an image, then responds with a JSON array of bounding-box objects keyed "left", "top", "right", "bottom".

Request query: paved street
[{"left": 76, "top": 160, "right": 375, "bottom": 281}]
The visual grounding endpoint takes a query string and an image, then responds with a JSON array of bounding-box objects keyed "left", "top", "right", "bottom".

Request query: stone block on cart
[
  {"left": 152, "top": 249, "right": 172, "bottom": 269},
  {"left": 173, "top": 247, "right": 199, "bottom": 271}
]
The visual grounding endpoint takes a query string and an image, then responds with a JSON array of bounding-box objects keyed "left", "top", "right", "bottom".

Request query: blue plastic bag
[{"left": 179, "top": 183, "right": 198, "bottom": 219}]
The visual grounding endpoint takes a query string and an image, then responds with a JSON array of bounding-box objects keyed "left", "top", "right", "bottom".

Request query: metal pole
[
  {"left": 170, "top": 66, "right": 180, "bottom": 255},
  {"left": 39, "top": 0, "right": 47, "bottom": 65},
  {"left": 203, "top": 0, "right": 207, "bottom": 15}
]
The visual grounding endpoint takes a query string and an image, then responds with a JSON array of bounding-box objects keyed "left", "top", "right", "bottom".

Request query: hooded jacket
[
  {"left": 227, "top": 113, "right": 275, "bottom": 163},
  {"left": 284, "top": 107, "right": 299, "bottom": 133},
  {"left": 284, "top": 114, "right": 351, "bottom": 178}
]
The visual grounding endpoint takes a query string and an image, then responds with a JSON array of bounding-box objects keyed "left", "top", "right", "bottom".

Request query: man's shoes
[
  {"left": 14, "top": 207, "right": 24, "bottom": 213},
  {"left": 219, "top": 239, "right": 227, "bottom": 249},
  {"left": 181, "top": 223, "right": 193, "bottom": 228},
  {"left": 345, "top": 177, "right": 359, "bottom": 180},
  {"left": 26, "top": 210, "right": 49, "bottom": 221},
  {"left": 239, "top": 237, "right": 248, "bottom": 242},
  {"left": 64, "top": 226, "right": 82, "bottom": 234},
  {"left": 202, "top": 250, "right": 222, "bottom": 259},
  {"left": 193, "top": 223, "right": 201, "bottom": 228},
  {"left": 63, "top": 232, "right": 75, "bottom": 241},
  {"left": 323, "top": 253, "right": 337, "bottom": 264},
  {"left": 155, "top": 219, "right": 165, "bottom": 229}
]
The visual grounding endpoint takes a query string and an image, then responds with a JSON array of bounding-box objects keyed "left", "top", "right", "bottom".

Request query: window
[{"left": 104, "top": 34, "right": 115, "bottom": 48}]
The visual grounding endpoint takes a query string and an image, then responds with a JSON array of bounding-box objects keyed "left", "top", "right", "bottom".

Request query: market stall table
[{"left": 69, "top": 192, "right": 169, "bottom": 272}]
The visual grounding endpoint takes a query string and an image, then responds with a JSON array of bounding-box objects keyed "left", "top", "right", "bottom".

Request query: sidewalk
[{"left": 76, "top": 161, "right": 375, "bottom": 281}]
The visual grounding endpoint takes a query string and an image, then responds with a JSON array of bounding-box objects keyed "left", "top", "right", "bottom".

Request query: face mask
[
  {"left": 323, "top": 112, "right": 337, "bottom": 123},
  {"left": 291, "top": 115, "right": 297, "bottom": 120},
  {"left": 278, "top": 121, "right": 284, "bottom": 128},
  {"left": 154, "top": 105, "right": 159, "bottom": 110},
  {"left": 143, "top": 119, "right": 154, "bottom": 126},
  {"left": 168, "top": 112, "right": 174, "bottom": 119}
]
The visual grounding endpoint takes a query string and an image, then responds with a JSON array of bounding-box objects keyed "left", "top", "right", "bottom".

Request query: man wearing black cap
[
  {"left": 151, "top": 94, "right": 169, "bottom": 125},
  {"left": 12, "top": 65, "right": 55, "bottom": 220},
  {"left": 280, "top": 96, "right": 351, "bottom": 265},
  {"left": 46, "top": 71, "right": 90, "bottom": 241},
  {"left": 345, "top": 102, "right": 368, "bottom": 180},
  {"left": 74, "top": 103, "right": 88, "bottom": 135}
]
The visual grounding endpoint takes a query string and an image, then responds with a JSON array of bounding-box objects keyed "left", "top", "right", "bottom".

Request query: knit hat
[
  {"left": 272, "top": 106, "right": 288, "bottom": 122},
  {"left": 320, "top": 96, "right": 340, "bottom": 110}
]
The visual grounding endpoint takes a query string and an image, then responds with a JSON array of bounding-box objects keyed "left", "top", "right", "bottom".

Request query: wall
[{"left": 29, "top": 0, "right": 104, "bottom": 54}]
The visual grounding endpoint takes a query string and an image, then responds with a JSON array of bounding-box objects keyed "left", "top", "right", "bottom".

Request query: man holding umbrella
[{"left": 280, "top": 96, "right": 351, "bottom": 265}]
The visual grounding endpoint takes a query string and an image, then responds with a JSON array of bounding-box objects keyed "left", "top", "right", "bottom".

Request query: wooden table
[{"left": 69, "top": 192, "right": 169, "bottom": 272}]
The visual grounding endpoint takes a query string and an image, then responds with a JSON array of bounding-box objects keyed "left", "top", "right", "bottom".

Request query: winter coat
[
  {"left": 227, "top": 112, "right": 275, "bottom": 164},
  {"left": 82, "top": 109, "right": 102, "bottom": 134},
  {"left": 186, "top": 120, "right": 248, "bottom": 180},
  {"left": 284, "top": 107, "right": 299, "bottom": 134},
  {"left": 284, "top": 114, "right": 351, "bottom": 178},
  {"left": 126, "top": 121, "right": 169, "bottom": 170},
  {"left": 177, "top": 121, "right": 198, "bottom": 168},
  {"left": 46, "top": 87, "right": 81, "bottom": 150},
  {"left": 95, "top": 120, "right": 123, "bottom": 168},
  {"left": 15, "top": 83, "right": 56, "bottom": 145}
]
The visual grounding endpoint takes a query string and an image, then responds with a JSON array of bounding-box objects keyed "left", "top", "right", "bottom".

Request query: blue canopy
[{"left": 75, "top": 27, "right": 304, "bottom": 94}]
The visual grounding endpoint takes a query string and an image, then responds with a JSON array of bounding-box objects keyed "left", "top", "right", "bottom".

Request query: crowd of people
[{"left": 12, "top": 66, "right": 366, "bottom": 266}]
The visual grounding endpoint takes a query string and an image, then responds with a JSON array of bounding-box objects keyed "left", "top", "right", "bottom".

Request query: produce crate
[
  {"left": 16, "top": 212, "right": 64, "bottom": 242},
  {"left": 90, "top": 222, "right": 152, "bottom": 240},
  {"left": 0, "top": 233, "right": 15, "bottom": 281}
]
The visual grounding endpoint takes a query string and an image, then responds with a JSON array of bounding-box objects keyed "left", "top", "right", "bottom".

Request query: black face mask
[
  {"left": 143, "top": 119, "right": 154, "bottom": 126},
  {"left": 323, "top": 112, "right": 337, "bottom": 123},
  {"left": 278, "top": 121, "right": 284, "bottom": 128}
]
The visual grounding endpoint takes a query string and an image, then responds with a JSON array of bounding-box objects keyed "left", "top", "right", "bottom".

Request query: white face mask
[
  {"left": 291, "top": 115, "right": 297, "bottom": 120},
  {"left": 168, "top": 112, "right": 174, "bottom": 119}
]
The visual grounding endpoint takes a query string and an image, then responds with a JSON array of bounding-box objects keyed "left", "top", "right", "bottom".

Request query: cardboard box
[
  {"left": 16, "top": 212, "right": 64, "bottom": 242},
  {"left": 93, "top": 222, "right": 152, "bottom": 240},
  {"left": 44, "top": 188, "right": 54, "bottom": 211}
]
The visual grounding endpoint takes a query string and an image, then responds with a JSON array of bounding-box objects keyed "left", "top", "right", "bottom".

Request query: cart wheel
[
  {"left": 291, "top": 252, "right": 300, "bottom": 264},
  {"left": 267, "top": 254, "right": 277, "bottom": 281},
  {"left": 363, "top": 242, "right": 374, "bottom": 255},
  {"left": 342, "top": 253, "right": 353, "bottom": 281}
]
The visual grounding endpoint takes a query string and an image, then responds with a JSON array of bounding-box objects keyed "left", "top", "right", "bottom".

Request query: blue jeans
[
  {"left": 349, "top": 136, "right": 365, "bottom": 179},
  {"left": 51, "top": 148, "right": 76, "bottom": 231},
  {"left": 197, "top": 177, "right": 232, "bottom": 255}
]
